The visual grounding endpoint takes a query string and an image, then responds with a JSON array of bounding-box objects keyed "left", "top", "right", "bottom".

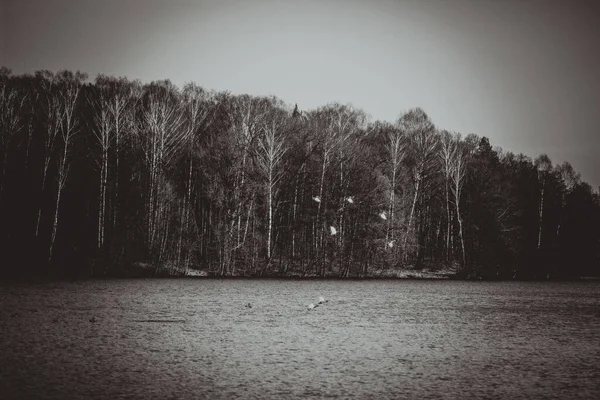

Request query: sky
[{"left": 2, "top": 0, "right": 599, "bottom": 189}]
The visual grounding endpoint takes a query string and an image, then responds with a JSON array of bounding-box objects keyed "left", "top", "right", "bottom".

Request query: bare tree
[
  {"left": 106, "top": 78, "right": 139, "bottom": 231},
  {"left": 229, "top": 95, "right": 271, "bottom": 257},
  {"left": 438, "top": 130, "right": 455, "bottom": 263},
  {"left": 35, "top": 70, "right": 61, "bottom": 237},
  {"left": 398, "top": 108, "right": 438, "bottom": 256},
  {"left": 48, "top": 71, "right": 87, "bottom": 263},
  {"left": 89, "top": 87, "right": 112, "bottom": 250},
  {"left": 177, "top": 83, "right": 214, "bottom": 268},
  {"left": 256, "top": 116, "right": 287, "bottom": 261},
  {"left": 534, "top": 154, "right": 552, "bottom": 249},
  {"left": 88, "top": 75, "right": 139, "bottom": 262},
  {"left": 449, "top": 133, "right": 470, "bottom": 268},
  {"left": 384, "top": 124, "right": 405, "bottom": 246},
  {"left": 0, "top": 70, "right": 28, "bottom": 206},
  {"left": 554, "top": 161, "right": 580, "bottom": 237},
  {"left": 309, "top": 104, "right": 367, "bottom": 274},
  {"left": 138, "top": 82, "right": 186, "bottom": 261}
]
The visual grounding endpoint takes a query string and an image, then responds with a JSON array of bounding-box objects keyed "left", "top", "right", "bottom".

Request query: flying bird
[
  {"left": 312, "top": 196, "right": 321, "bottom": 203},
  {"left": 346, "top": 196, "right": 354, "bottom": 204},
  {"left": 330, "top": 226, "right": 337, "bottom": 235},
  {"left": 379, "top": 211, "right": 387, "bottom": 220}
]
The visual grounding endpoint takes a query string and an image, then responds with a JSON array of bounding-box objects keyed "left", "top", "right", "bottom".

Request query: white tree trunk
[{"left": 538, "top": 182, "right": 545, "bottom": 249}]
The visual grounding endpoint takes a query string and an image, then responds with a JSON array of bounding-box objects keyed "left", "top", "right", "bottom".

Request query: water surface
[{"left": 1, "top": 280, "right": 599, "bottom": 399}]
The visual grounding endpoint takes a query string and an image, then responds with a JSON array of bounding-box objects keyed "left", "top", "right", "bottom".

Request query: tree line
[{"left": 0, "top": 68, "right": 598, "bottom": 279}]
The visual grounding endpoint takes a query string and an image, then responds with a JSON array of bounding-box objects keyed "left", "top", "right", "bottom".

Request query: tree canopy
[{"left": 1, "top": 68, "right": 598, "bottom": 279}]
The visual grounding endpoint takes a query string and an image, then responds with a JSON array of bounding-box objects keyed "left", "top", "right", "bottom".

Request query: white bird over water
[
  {"left": 330, "top": 226, "right": 337, "bottom": 235},
  {"left": 318, "top": 296, "right": 328, "bottom": 304},
  {"left": 308, "top": 303, "right": 318, "bottom": 310},
  {"left": 379, "top": 211, "right": 387, "bottom": 220},
  {"left": 312, "top": 196, "right": 321, "bottom": 203}
]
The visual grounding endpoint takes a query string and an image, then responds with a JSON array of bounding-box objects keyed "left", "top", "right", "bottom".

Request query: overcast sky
[{"left": 2, "top": 0, "right": 599, "bottom": 189}]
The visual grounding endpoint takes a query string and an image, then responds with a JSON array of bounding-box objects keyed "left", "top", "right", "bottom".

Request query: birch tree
[
  {"left": 106, "top": 78, "right": 139, "bottom": 232},
  {"left": 177, "top": 83, "right": 214, "bottom": 268},
  {"left": 138, "top": 81, "right": 186, "bottom": 261},
  {"left": 89, "top": 76, "right": 139, "bottom": 255},
  {"left": 534, "top": 154, "right": 552, "bottom": 249},
  {"left": 398, "top": 108, "right": 438, "bottom": 256},
  {"left": 0, "top": 70, "right": 28, "bottom": 206},
  {"left": 449, "top": 133, "right": 470, "bottom": 267},
  {"left": 256, "top": 116, "right": 287, "bottom": 261},
  {"left": 35, "top": 70, "right": 61, "bottom": 237},
  {"left": 554, "top": 161, "right": 580, "bottom": 238},
  {"left": 332, "top": 106, "right": 368, "bottom": 252},
  {"left": 48, "top": 71, "right": 87, "bottom": 263},
  {"left": 384, "top": 123, "right": 405, "bottom": 246},
  {"left": 228, "top": 95, "right": 271, "bottom": 261},
  {"left": 308, "top": 104, "right": 367, "bottom": 274},
  {"left": 90, "top": 86, "right": 111, "bottom": 250},
  {"left": 438, "top": 130, "right": 456, "bottom": 263}
]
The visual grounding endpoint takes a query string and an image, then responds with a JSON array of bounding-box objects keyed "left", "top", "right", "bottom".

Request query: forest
[{"left": 0, "top": 68, "right": 598, "bottom": 280}]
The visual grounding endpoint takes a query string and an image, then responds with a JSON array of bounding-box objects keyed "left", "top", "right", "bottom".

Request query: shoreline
[{"left": 2, "top": 270, "right": 598, "bottom": 283}]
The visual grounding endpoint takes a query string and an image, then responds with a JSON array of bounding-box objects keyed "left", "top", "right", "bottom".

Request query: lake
[{"left": 1, "top": 279, "right": 599, "bottom": 399}]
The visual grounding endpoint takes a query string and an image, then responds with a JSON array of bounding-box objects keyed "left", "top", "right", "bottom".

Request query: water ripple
[{"left": 1, "top": 280, "right": 599, "bottom": 399}]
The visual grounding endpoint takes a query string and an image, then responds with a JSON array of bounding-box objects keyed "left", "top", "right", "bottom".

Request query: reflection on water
[{"left": 1, "top": 280, "right": 599, "bottom": 399}]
